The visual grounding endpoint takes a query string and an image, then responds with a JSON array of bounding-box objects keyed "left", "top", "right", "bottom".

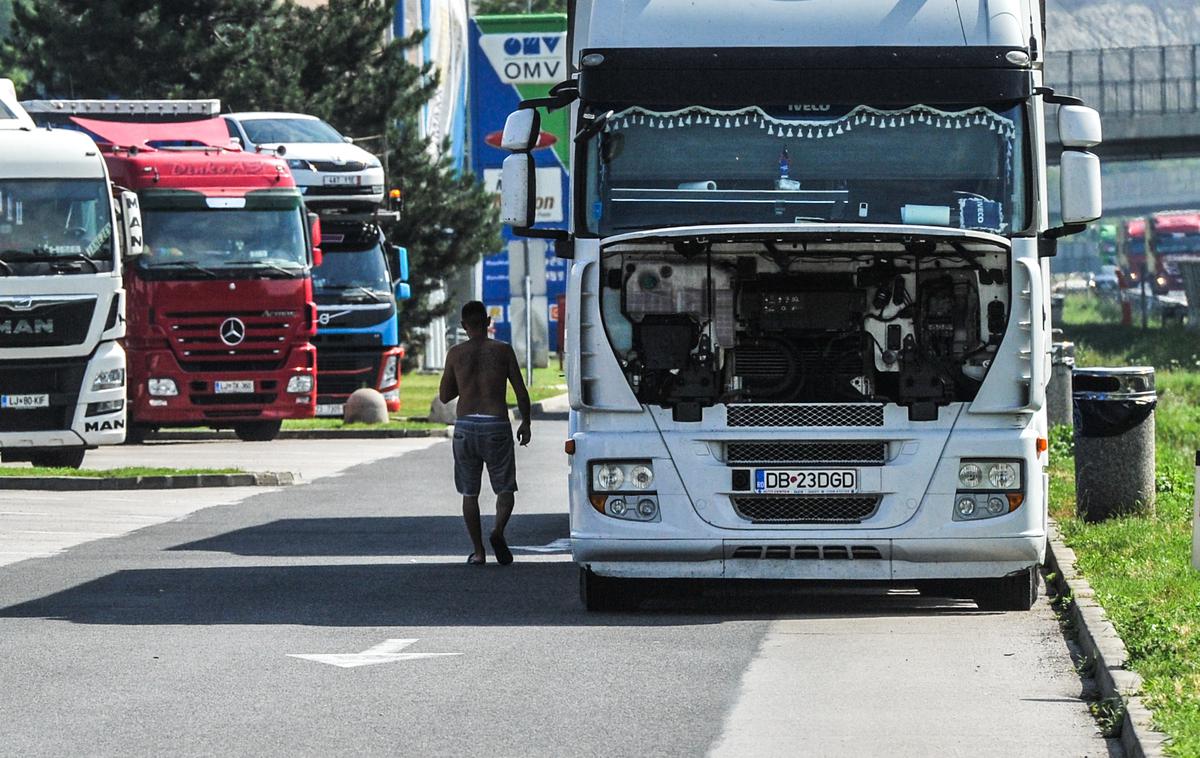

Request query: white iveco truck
[
  {"left": 499, "top": 0, "right": 1102, "bottom": 610},
  {"left": 0, "top": 81, "right": 142, "bottom": 468}
]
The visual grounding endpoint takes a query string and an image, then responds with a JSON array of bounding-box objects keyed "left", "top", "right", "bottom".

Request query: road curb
[
  {"left": 1045, "top": 521, "right": 1171, "bottom": 757},
  {"left": 0, "top": 471, "right": 295, "bottom": 490},
  {"left": 145, "top": 428, "right": 451, "bottom": 442}
]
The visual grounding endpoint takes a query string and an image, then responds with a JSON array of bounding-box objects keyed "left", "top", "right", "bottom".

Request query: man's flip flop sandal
[
  {"left": 489, "top": 535, "right": 514, "bottom": 566},
  {"left": 467, "top": 554, "right": 485, "bottom": 565}
]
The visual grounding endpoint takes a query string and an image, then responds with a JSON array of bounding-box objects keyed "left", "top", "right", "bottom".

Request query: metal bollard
[
  {"left": 1073, "top": 367, "right": 1157, "bottom": 522},
  {"left": 1047, "top": 341, "right": 1075, "bottom": 428},
  {"left": 1193, "top": 451, "right": 1199, "bottom": 571}
]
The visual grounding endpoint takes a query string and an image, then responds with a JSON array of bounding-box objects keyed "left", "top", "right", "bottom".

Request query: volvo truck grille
[
  {"left": 726, "top": 441, "right": 887, "bottom": 466},
  {"left": 731, "top": 495, "right": 881, "bottom": 524},
  {"left": 316, "top": 350, "right": 379, "bottom": 397},
  {"left": 726, "top": 404, "right": 884, "bottom": 428},
  {"left": 165, "top": 310, "right": 296, "bottom": 371}
]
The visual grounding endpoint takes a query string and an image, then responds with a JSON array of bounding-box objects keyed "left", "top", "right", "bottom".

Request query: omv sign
[{"left": 480, "top": 33, "right": 566, "bottom": 84}]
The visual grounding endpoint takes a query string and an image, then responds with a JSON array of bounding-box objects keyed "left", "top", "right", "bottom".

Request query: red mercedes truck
[{"left": 26, "top": 101, "right": 320, "bottom": 441}]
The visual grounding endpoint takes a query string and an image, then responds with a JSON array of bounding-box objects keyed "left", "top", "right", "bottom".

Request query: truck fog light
[
  {"left": 958, "top": 462, "right": 983, "bottom": 488},
  {"left": 609, "top": 498, "right": 627, "bottom": 516},
  {"left": 594, "top": 464, "right": 624, "bottom": 491},
  {"left": 956, "top": 496, "right": 977, "bottom": 517},
  {"left": 287, "top": 375, "right": 314, "bottom": 393},
  {"left": 85, "top": 399, "right": 124, "bottom": 417},
  {"left": 987, "top": 496, "right": 1007, "bottom": 515},
  {"left": 987, "top": 462, "right": 1018, "bottom": 489},
  {"left": 629, "top": 464, "right": 654, "bottom": 490},
  {"left": 149, "top": 399, "right": 168, "bottom": 407},
  {"left": 148, "top": 378, "right": 178, "bottom": 397},
  {"left": 91, "top": 368, "right": 125, "bottom": 391},
  {"left": 637, "top": 498, "right": 657, "bottom": 517}
]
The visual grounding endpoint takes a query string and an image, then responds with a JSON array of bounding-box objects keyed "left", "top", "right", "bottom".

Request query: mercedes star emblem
[{"left": 219, "top": 317, "right": 246, "bottom": 346}]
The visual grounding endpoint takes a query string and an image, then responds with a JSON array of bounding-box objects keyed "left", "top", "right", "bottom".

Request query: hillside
[{"left": 1048, "top": 0, "right": 1200, "bottom": 50}]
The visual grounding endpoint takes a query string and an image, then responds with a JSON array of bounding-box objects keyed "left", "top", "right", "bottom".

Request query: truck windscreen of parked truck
[
  {"left": 0, "top": 179, "right": 115, "bottom": 270},
  {"left": 582, "top": 103, "right": 1028, "bottom": 236},
  {"left": 313, "top": 239, "right": 392, "bottom": 298}
]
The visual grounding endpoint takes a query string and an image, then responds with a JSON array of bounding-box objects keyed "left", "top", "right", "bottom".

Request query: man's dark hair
[{"left": 461, "top": 300, "right": 489, "bottom": 330}]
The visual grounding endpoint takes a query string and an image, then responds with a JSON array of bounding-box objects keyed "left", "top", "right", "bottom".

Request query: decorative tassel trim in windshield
[{"left": 606, "top": 104, "right": 1017, "bottom": 141}]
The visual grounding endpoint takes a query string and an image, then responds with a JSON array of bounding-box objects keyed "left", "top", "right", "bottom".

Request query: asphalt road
[{"left": 0, "top": 424, "right": 1119, "bottom": 756}]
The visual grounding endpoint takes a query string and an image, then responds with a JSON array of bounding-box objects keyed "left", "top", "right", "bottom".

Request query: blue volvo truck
[{"left": 311, "top": 214, "right": 410, "bottom": 416}]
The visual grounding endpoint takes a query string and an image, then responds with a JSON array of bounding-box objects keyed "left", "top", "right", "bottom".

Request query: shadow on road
[
  {"left": 0, "top": 559, "right": 994, "bottom": 628},
  {"left": 167, "top": 515, "right": 569, "bottom": 557}
]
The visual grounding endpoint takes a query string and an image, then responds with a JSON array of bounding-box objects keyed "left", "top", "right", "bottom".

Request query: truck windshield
[
  {"left": 0, "top": 179, "right": 113, "bottom": 262},
  {"left": 139, "top": 208, "right": 308, "bottom": 276},
  {"left": 582, "top": 103, "right": 1028, "bottom": 237},
  {"left": 313, "top": 245, "right": 391, "bottom": 301}
]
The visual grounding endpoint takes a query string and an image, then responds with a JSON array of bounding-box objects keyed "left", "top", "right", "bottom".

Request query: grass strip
[
  {"left": 0, "top": 466, "right": 243, "bottom": 478},
  {"left": 1053, "top": 293, "right": 1200, "bottom": 755}
]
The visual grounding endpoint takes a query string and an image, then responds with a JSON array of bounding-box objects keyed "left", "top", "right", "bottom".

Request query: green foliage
[
  {"left": 1052, "top": 307, "right": 1200, "bottom": 754},
  {"left": 0, "top": 465, "right": 242, "bottom": 477},
  {"left": 475, "top": 0, "right": 566, "bottom": 14},
  {"left": 1, "top": 0, "right": 501, "bottom": 365}
]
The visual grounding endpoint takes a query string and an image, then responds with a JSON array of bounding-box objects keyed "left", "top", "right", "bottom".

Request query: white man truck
[
  {"left": 0, "top": 82, "right": 142, "bottom": 468},
  {"left": 498, "top": 0, "right": 1103, "bottom": 610}
]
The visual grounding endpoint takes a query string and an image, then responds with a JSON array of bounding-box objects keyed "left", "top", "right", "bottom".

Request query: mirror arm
[
  {"left": 518, "top": 79, "right": 579, "bottom": 113},
  {"left": 1044, "top": 223, "right": 1088, "bottom": 243},
  {"left": 512, "top": 227, "right": 574, "bottom": 260},
  {"left": 1034, "top": 86, "right": 1084, "bottom": 106}
]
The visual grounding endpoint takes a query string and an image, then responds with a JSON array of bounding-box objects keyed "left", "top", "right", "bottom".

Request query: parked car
[
  {"left": 1091, "top": 264, "right": 1120, "bottom": 293},
  {"left": 223, "top": 112, "right": 385, "bottom": 210}
]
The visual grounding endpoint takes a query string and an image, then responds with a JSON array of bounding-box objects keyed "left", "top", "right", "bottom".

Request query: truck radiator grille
[
  {"left": 190, "top": 393, "right": 278, "bottom": 406},
  {"left": 726, "top": 441, "right": 887, "bottom": 466},
  {"left": 731, "top": 495, "right": 881, "bottom": 524},
  {"left": 317, "top": 350, "right": 379, "bottom": 397},
  {"left": 0, "top": 357, "right": 86, "bottom": 432},
  {"left": 164, "top": 310, "right": 299, "bottom": 371},
  {"left": 729, "top": 545, "right": 885, "bottom": 560},
  {"left": 727, "top": 404, "right": 884, "bottom": 428}
]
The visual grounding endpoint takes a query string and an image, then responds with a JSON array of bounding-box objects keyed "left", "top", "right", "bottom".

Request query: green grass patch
[
  {"left": 282, "top": 417, "right": 444, "bottom": 431},
  {"left": 0, "top": 465, "right": 243, "bottom": 478},
  {"left": 1053, "top": 295, "right": 1200, "bottom": 754},
  {"left": 400, "top": 366, "right": 567, "bottom": 416}
]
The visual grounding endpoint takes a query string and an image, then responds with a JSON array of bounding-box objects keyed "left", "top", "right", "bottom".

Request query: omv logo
[
  {"left": 481, "top": 33, "right": 566, "bottom": 84},
  {"left": 503, "top": 36, "right": 562, "bottom": 56}
]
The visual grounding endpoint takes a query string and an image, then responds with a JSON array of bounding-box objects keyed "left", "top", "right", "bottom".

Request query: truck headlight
[
  {"left": 959, "top": 460, "right": 1022, "bottom": 490},
  {"left": 92, "top": 368, "right": 125, "bottom": 391},
  {"left": 148, "top": 378, "right": 178, "bottom": 397},
  {"left": 381, "top": 355, "right": 399, "bottom": 387},
  {"left": 287, "top": 375, "right": 314, "bottom": 393},
  {"left": 591, "top": 461, "right": 655, "bottom": 492}
]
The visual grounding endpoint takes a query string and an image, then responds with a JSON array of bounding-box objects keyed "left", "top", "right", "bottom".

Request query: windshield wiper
[
  {"left": 146, "top": 260, "right": 219, "bottom": 278},
  {"left": 0, "top": 249, "right": 100, "bottom": 272},
  {"left": 225, "top": 261, "right": 304, "bottom": 278},
  {"left": 339, "top": 285, "right": 387, "bottom": 303}
]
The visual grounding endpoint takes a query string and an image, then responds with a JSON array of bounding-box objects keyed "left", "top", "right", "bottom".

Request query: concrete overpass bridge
[{"left": 1044, "top": 44, "right": 1200, "bottom": 163}]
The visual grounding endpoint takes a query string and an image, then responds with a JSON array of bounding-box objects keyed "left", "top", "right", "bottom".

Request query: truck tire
[
  {"left": 123, "top": 425, "right": 151, "bottom": 445},
  {"left": 972, "top": 567, "right": 1039, "bottom": 612},
  {"left": 233, "top": 420, "right": 282, "bottom": 442},
  {"left": 579, "top": 567, "right": 643, "bottom": 612},
  {"left": 28, "top": 448, "right": 86, "bottom": 469}
]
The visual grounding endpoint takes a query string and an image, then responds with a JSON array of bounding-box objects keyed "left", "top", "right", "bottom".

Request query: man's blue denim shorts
[{"left": 452, "top": 415, "right": 518, "bottom": 496}]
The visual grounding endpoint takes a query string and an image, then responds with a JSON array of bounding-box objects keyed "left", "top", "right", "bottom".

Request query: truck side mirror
[
  {"left": 308, "top": 211, "right": 323, "bottom": 267},
  {"left": 393, "top": 245, "right": 410, "bottom": 283},
  {"left": 1058, "top": 105, "right": 1102, "bottom": 148},
  {"left": 394, "top": 282, "right": 412, "bottom": 301},
  {"left": 501, "top": 109, "right": 541, "bottom": 152},
  {"left": 1060, "top": 150, "right": 1102, "bottom": 226},
  {"left": 120, "top": 190, "right": 143, "bottom": 258},
  {"left": 501, "top": 153, "right": 536, "bottom": 228}
]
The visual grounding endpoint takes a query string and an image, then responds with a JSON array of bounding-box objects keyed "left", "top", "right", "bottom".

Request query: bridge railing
[{"left": 1045, "top": 45, "right": 1200, "bottom": 115}]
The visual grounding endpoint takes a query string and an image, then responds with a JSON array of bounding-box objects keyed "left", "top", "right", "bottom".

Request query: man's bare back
[{"left": 442, "top": 338, "right": 518, "bottom": 418}]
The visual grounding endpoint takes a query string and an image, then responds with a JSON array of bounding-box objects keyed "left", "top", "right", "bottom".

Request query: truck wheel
[
  {"left": 579, "top": 567, "right": 642, "bottom": 612},
  {"left": 28, "top": 448, "right": 86, "bottom": 469},
  {"left": 233, "top": 421, "right": 282, "bottom": 442},
  {"left": 972, "top": 567, "right": 1039, "bottom": 612}
]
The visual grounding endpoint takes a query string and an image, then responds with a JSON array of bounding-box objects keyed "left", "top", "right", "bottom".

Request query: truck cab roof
[{"left": 0, "top": 128, "right": 107, "bottom": 179}]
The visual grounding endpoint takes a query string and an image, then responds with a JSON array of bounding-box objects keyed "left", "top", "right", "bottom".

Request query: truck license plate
[
  {"left": 754, "top": 468, "right": 858, "bottom": 494},
  {"left": 214, "top": 380, "right": 254, "bottom": 394},
  {"left": 1, "top": 393, "right": 49, "bottom": 409},
  {"left": 315, "top": 404, "right": 344, "bottom": 417},
  {"left": 322, "top": 175, "right": 361, "bottom": 186}
]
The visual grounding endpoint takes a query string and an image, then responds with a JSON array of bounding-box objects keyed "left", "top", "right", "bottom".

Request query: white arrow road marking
[
  {"left": 512, "top": 537, "right": 572, "bottom": 553},
  {"left": 288, "top": 639, "right": 461, "bottom": 669}
]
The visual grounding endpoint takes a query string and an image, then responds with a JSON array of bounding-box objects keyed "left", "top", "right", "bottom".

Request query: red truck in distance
[{"left": 71, "top": 113, "right": 319, "bottom": 441}]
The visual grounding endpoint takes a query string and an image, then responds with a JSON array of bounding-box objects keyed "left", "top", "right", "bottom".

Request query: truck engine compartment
[{"left": 599, "top": 236, "right": 1012, "bottom": 421}]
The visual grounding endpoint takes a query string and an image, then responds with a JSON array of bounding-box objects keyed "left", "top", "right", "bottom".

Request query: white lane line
[{"left": 289, "top": 639, "right": 461, "bottom": 669}]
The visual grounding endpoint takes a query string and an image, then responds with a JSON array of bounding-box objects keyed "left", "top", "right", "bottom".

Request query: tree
[
  {"left": 475, "top": 0, "right": 566, "bottom": 14},
  {"left": 2, "top": 0, "right": 500, "bottom": 365}
]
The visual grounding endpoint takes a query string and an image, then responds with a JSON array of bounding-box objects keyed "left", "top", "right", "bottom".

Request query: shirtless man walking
[{"left": 439, "top": 301, "right": 532, "bottom": 565}]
